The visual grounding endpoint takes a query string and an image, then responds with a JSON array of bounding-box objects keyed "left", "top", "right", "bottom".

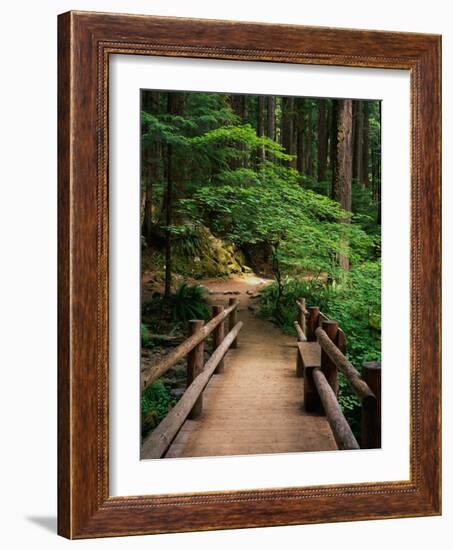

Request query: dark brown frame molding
[{"left": 58, "top": 10, "right": 442, "bottom": 539}]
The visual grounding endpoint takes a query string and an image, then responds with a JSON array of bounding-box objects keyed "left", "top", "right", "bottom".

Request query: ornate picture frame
[{"left": 58, "top": 11, "right": 441, "bottom": 538}]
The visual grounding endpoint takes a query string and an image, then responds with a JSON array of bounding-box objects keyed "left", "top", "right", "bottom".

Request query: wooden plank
[
  {"left": 297, "top": 341, "right": 321, "bottom": 367},
  {"left": 168, "top": 305, "right": 337, "bottom": 459},
  {"left": 298, "top": 342, "right": 321, "bottom": 411}
]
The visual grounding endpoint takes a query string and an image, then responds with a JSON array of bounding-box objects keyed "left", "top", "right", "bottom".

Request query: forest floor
[{"left": 160, "top": 274, "right": 337, "bottom": 458}]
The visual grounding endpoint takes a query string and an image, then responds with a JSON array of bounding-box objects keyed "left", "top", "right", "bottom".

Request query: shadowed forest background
[{"left": 140, "top": 90, "right": 381, "bottom": 443}]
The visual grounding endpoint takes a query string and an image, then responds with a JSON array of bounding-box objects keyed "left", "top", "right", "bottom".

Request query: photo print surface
[{"left": 139, "top": 90, "right": 381, "bottom": 460}]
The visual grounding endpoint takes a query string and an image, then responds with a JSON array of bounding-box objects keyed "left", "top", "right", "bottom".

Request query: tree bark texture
[
  {"left": 317, "top": 99, "right": 328, "bottom": 182},
  {"left": 333, "top": 99, "right": 353, "bottom": 271},
  {"left": 164, "top": 92, "right": 185, "bottom": 297}
]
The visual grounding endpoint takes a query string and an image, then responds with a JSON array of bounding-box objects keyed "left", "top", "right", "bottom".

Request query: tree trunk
[
  {"left": 141, "top": 91, "right": 161, "bottom": 245},
  {"left": 305, "top": 103, "right": 313, "bottom": 176},
  {"left": 317, "top": 99, "right": 328, "bottom": 182},
  {"left": 257, "top": 95, "right": 265, "bottom": 164},
  {"left": 352, "top": 101, "right": 363, "bottom": 182},
  {"left": 296, "top": 98, "right": 305, "bottom": 174},
  {"left": 230, "top": 94, "right": 248, "bottom": 167},
  {"left": 230, "top": 94, "right": 247, "bottom": 120},
  {"left": 361, "top": 101, "right": 369, "bottom": 187},
  {"left": 281, "top": 96, "right": 295, "bottom": 165},
  {"left": 164, "top": 92, "right": 185, "bottom": 298},
  {"left": 333, "top": 99, "right": 353, "bottom": 209},
  {"left": 267, "top": 96, "right": 275, "bottom": 140},
  {"left": 330, "top": 99, "right": 339, "bottom": 199},
  {"left": 164, "top": 141, "right": 173, "bottom": 298},
  {"left": 333, "top": 99, "right": 353, "bottom": 271},
  {"left": 373, "top": 103, "right": 382, "bottom": 224}
]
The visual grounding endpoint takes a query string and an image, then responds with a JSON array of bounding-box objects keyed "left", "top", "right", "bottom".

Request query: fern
[{"left": 170, "top": 282, "right": 210, "bottom": 324}]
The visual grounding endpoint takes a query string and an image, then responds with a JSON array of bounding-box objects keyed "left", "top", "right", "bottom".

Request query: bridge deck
[{"left": 165, "top": 288, "right": 337, "bottom": 458}]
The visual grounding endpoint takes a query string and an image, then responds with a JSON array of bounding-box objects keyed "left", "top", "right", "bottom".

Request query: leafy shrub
[
  {"left": 170, "top": 282, "right": 210, "bottom": 324},
  {"left": 141, "top": 323, "right": 154, "bottom": 349},
  {"left": 170, "top": 224, "right": 205, "bottom": 259},
  {"left": 141, "top": 380, "right": 177, "bottom": 436}
]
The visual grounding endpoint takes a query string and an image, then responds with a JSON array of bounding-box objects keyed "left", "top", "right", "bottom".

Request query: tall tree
[
  {"left": 230, "top": 94, "right": 249, "bottom": 167},
  {"left": 142, "top": 91, "right": 161, "bottom": 246},
  {"left": 164, "top": 92, "right": 185, "bottom": 298},
  {"left": 332, "top": 99, "right": 353, "bottom": 271},
  {"left": 281, "top": 96, "right": 295, "bottom": 164},
  {"left": 352, "top": 101, "right": 363, "bottom": 182},
  {"left": 361, "top": 101, "right": 370, "bottom": 187},
  {"left": 305, "top": 102, "right": 313, "bottom": 177},
  {"left": 267, "top": 96, "right": 275, "bottom": 140},
  {"left": 230, "top": 94, "right": 247, "bottom": 120},
  {"left": 330, "top": 100, "right": 339, "bottom": 199},
  {"left": 317, "top": 99, "right": 328, "bottom": 182},
  {"left": 257, "top": 95, "right": 265, "bottom": 163},
  {"left": 295, "top": 98, "right": 305, "bottom": 174}
]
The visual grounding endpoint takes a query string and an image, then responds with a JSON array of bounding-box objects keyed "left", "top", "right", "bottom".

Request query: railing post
[
  {"left": 298, "top": 297, "right": 306, "bottom": 335},
  {"left": 212, "top": 305, "right": 225, "bottom": 373},
  {"left": 320, "top": 320, "right": 339, "bottom": 394},
  {"left": 228, "top": 297, "right": 239, "bottom": 349},
  {"left": 337, "top": 328, "right": 347, "bottom": 355},
  {"left": 361, "top": 361, "right": 381, "bottom": 448},
  {"left": 307, "top": 306, "right": 320, "bottom": 341},
  {"left": 186, "top": 320, "right": 205, "bottom": 419}
]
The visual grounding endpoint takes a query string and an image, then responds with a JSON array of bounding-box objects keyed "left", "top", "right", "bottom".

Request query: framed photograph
[{"left": 58, "top": 11, "right": 441, "bottom": 538}]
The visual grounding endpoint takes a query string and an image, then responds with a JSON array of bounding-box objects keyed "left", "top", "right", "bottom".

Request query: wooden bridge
[{"left": 141, "top": 294, "right": 381, "bottom": 459}]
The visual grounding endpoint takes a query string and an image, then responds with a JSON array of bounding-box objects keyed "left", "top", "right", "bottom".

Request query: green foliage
[
  {"left": 170, "top": 282, "right": 210, "bottom": 324},
  {"left": 190, "top": 124, "right": 293, "bottom": 169},
  {"left": 180, "top": 166, "right": 374, "bottom": 282},
  {"left": 169, "top": 224, "right": 205, "bottom": 259},
  {"left": 140, "top": 90, "right": 382, "bottom": 444},
  {"left": 141, "top": 323, "right": 154, "bottom": 349},
  {"left": 141, "top": 380, "right": 176, "bottom": 435}
]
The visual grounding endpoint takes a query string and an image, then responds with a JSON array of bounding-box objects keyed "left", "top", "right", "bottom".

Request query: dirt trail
[{"left": 165, "top": 275, "right": 336, "bottom": 458}]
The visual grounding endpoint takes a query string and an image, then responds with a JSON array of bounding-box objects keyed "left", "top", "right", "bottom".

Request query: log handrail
[
  {"left": 312, "top": 368, "right": 360, "bottom": 450},
  {"left": 294, "top": 321, "right": 307, "bottom": 342},
  {"left": 315, "top": 326, "right": 375, "bottom": 402},
  {"left": 142, "top": 301, "right": 238, "bottom": 389},
  {"left": 296, "top": 298, "right": 381, "bottom": 450},
  {"left": 141, "top": 321, "right": 244, "bottom": 459}
]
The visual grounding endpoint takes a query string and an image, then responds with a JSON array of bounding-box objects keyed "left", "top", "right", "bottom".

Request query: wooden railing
[
  {"left": 141, "top": 298, "right": 242, "bottom": 459},
  {"left": 295, "top": 300, "right": 381, "bottom": 451}
]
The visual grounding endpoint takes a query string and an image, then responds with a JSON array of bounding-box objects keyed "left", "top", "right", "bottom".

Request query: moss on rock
[{"left": 173, "top": 225, "right": 246, "bottom": 278}]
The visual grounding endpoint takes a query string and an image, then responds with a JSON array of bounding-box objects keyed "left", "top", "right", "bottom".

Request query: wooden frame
[{"left": 58, "top": 10, "right": 441, "bottom": 539}]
